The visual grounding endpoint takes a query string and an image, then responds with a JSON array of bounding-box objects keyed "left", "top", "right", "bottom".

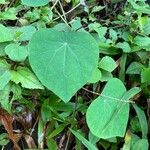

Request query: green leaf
[
  {"left": 86, "top": 78, "right": 140, "bottom": 139},
  {"left": 29, "top": 29, "right": 99, "bottom": 102},
  {"left": 38, "top": 118, "right": 44, "bottom": 148},
  {"left": 88, "top": 68, "right": 101, "bottom": 83},
  {"left": 91, "top": 6, "right": 105, "bottom": 13},
  {"left": 0, "top": 60, "right": 11, "bottom": 90},
  {"left": 99, "top": 56, "right": 116, "bottom": 72},
  {"left": 11, "top": 67, "right": 44, "bottom": 89},
  {"left": 109, "top": 29, "right": 118, "bottom": 42},
  {"left": 116, "top": 42, "right": 131, "bottom": 53},
  {"left": 0, "top": 7, "right": 17, "bottom": 20},
  {"left": 0, "top": 24, "right": 13, "bottom": 43},
  {"left": 134, "top": 36, "right": 150, "bottom": 47},
  {"left": 5, "top": 43, "right": 28, "bottom": 62},
  {"left": 10, "top": 83, "right": 22, "bottom": 101},
  {"left": 131, "top": 139, "right": 149, "bottom": 150},
  {"left": 126, "top": 62, "right": 144, "bottom": 74},
  {"left": 0, "top": 133, "right": 9, "bottom": 146},
  {"left": 100, "top": 70, "right": 113, "bottom": 82},
  {"left": 21, "top": 0, "right": 49, "bottom": 7},
  {"left": 130, "top": 117, "right": 141, "bottom": 133},
  {"left": 141, "top": 68, "right": 150, "bottom": 83},
  {"left": 0, "top": 68, "right": 11, "bottom": 90},
  {"left": 16, "top": 25, "right": 36, "bottom": 41},
  {"left": 138, "top": 16, "right": 150, "bottom": 35},
  {"left": 128, "top": 0, "right": 150, "bottom": 15},
  {"left": 88, "top": 132, "right": 100, "bottom": 145},
  {"left": 132, "top": 104, "right": 148, "bottom": 139},
  {"left": 46, "top": 138, "right": 57, "bottom": 150},
  {"left": 49, "top": 124, "right": 68, "bottom": 138},
  {"left": 0, "top": 42, "right": 9, "bottom": 56},
  {"left": 0, "top": 0, "right": 7, "bottom": 4},
  {"left": 41, "top": 101, "right": 52, "bottom": 123},
  {"left": 70, "top": 129, "right": 98, "bottom": 150},
  {"left": 0, "top": 84, "right": 11, "bottom": 113}
]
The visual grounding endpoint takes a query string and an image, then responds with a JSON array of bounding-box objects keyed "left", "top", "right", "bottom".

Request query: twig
[
  {"left": 58, "top": 1, "right": 67, "bottom": 23},
  {"left": 51, "top": 0, "right": 59, "bottom": 11},
  {"left": 55, "top": 8, "right": 70, "bottom": 27},
  {"left": 53, "top": 3, "right": 81, "bottom": 21},
  {"left": 29, "top": 113, "right": 40, "bottom": 138}
]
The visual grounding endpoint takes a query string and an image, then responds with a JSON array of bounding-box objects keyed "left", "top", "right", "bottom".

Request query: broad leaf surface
[
  {"left": 141, "top": 68, "right": 150, "bottom": 83},
  {"left": 86, "top": 78, "right": 140, "bottom": 139},
  {"left": 99, "top": 56, "right": 116, "bottom": 72},
  {"left": 11, "top": 67, "right": 44, "bottom": 89},
  {"left": 21, "top": 0, "right": 49, "bottom": 7},
  {"left": 0, "top": 60, "right": 11, "bottom": 90},
  {"left": 0, "top": 0, "right": 6, "bottom": 4},
  {"left": 16, "top": 25, "right": 36, "bottom": 41},
  {"left": 29, "top": 29, "right": 99, "bottom": 102},
  {"left": 126, "top": 62, "right": 144, "bottom": 74},
  {"left": 88, "top": 68, "right": 102, "bottom": 83},
  {"left": 0, "top": 24, "right": 13, "bottom": 43},
  {"left": 0, "top": 84, "right": 11, "bottom": 113},
  {"left": 131, "top": 139, "right": 149, "bottom": 150},
  {"left": 0, "top": 68, "right": 11, "bottom": 90},
  {"left": 5, "top": 43, "right": 28, "bottom": 62}
]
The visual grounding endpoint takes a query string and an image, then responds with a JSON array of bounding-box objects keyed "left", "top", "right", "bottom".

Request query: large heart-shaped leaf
[
  {"left": 29, "top": 29, "right": 99, "bottom": 102},
  {"left": 86, "top": 78, "right": 141, "bottom": 139},
  {"left": 21, "top": 0, "right": 49, "bottom": 7}
]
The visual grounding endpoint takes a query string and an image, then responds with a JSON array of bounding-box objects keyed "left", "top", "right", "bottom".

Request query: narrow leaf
[
  {"left": 132, "top": 104, "right": 148, "bottom": 139},
  {"left": 70, "top": 129, "right": 98, "bottom": 150}
]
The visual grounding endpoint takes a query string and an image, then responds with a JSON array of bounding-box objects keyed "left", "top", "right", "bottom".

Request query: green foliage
[
  {"left": 70, "top": 129, "right": 98, "bottom": 150},
  {"left": 132, "top": 104, "right": 148, "bottom": 138},
  {"left": 16, "top": 25, "right": 36, "bottom": 41},
  {"left": 0, "top": 0, "right": 149, "bottom": 149},
  {"left": 11, "top": 67, "right": 44, "bottom": 89}
]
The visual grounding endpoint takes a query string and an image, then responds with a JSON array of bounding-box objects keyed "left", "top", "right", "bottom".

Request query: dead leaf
[{"left": 0, "top": 108, "right": 21, "bottom": 150}]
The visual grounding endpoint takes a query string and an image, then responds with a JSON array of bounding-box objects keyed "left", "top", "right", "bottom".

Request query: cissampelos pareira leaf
[
  {"left": 28, "top": 29, "right": 99, "bottom": 102},
  {"left": 5, "top": 43, "right": 28, "bottom": 62},
  {"left": 86, "top": 78, "right": 141, "bottom": 139}
]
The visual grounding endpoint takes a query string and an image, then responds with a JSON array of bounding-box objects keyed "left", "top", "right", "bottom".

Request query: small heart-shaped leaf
[{"left": 86, "top": 78, "right": 141, "bottom": 139}]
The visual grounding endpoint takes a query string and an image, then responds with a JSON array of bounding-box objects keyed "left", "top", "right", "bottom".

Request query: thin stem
[
  {"left": 53, "top": 3, "right": 81, "bottom": 21},
  {"left": 58, "top": 0, "right": 67, "bottom": 22},
  {"left": 51, "top": 0, "right": 59, "bottom": 11},
  {"left": 82, "top": 88, "right": 135, "bottom": 103},
  {"left": 55, "top": 8, "right": 70, "bottom": 27}
]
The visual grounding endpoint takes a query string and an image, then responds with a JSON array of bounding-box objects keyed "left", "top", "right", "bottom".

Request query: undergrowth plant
[{"left": 0, "top": 0, "right": 149, "bottom": 149}]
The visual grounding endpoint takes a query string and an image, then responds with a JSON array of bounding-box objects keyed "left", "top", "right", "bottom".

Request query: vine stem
[
  {"left": 51, "top": 0, "right": 59, "bottom": 10},
  {"left": 58, "top": 1, "right": 67, "bottom": 22},
  {"left": 82, "top": 88, "right": 135, "bottom": 103},
  {"left": 53, "top": 3, "right": 81, "bottom": 21},
  {"left": 55, "top": 8, "right": 70, "bottom": 27}
]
